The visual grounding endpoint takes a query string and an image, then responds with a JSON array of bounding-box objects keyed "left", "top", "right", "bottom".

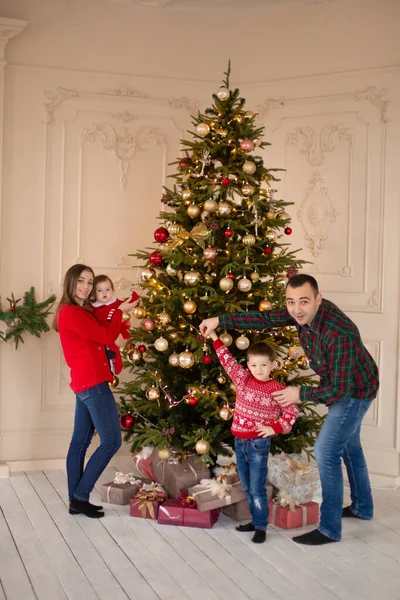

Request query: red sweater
[
  {"left": 57, "top": 304, "right": 123, "bottom": 393},
  {"left": 213, "top": 339, "right": 299, "bottom": 437}
]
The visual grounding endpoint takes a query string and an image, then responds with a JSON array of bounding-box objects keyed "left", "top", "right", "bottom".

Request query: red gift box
[
  {"left": 158, "top": 499, "right": 219, "bottom": 529},
  {"left": 129, "top": 489, "right": 165, "bottom": 520},
  {"left": 268, "top": 500, "right": 319, "bottom": 529}
]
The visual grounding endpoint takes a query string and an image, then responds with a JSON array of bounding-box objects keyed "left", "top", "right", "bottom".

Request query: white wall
[{"left": 0, "top": 0, "right": 399, "bottom": 484}]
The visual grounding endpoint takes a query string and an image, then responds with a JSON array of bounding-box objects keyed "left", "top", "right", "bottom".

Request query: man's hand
[
  {"left": 199, "top": 317, "right": 219, "bottom": 338},
  {"left": 272, "top": 386, "right": 301, "bottom": 407},
  {"left": 256, "top": 425, "right": 275, "bottom": 438}
]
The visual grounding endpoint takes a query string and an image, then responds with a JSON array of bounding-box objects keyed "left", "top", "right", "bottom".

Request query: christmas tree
[{"left": 118, "top": 65, "right": 324, "bottom": 463}]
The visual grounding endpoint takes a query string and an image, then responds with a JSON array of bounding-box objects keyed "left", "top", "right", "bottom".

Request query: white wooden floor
[{"left": 1, "top": 465, "right": 400, "bottom": 600}]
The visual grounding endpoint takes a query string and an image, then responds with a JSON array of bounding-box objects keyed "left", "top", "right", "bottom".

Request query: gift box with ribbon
[
  {"left": 268, "top": 499, "right": 319, "bottom": 529},
  {"left": 157, "top": 492, "right": 219, "bottom": 529},
  {"left": 129, "top": 484, "right": 166, "bottom": 520},
  {"left": 267, "top": 453, "right": 321, "bottom": 504},
  {"left": 222, "top": 498, "right": 252, "bottom": 521},
  {"left": 132, "top": 446, "right": 157, "bottom": 482},
  {"left": 152, "top": 452, "right": 210, "bottom": 499},
  {"left": 188, "top": 479, "right": 246, "bottom": 512},
  {"left": 100, "top": 472, "right": 142, "bottom": 505}
]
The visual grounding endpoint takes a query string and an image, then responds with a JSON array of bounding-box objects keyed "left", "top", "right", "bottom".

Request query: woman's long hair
[{"left": 52, "top": 264, "right": 95, "bottom": 331}]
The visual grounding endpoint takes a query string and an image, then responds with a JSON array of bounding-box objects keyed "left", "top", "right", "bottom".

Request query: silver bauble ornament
[
  {"left": 178, "top": 350, "right": 195, "bottom": 369},
  {"left": 196, "top": 122, "right": 210, "bottom": 137},
  {"left": 183, "top": 270, "right": 200, "bottom": 286},
  {"left": 146, "top": 386, "right": 160, "bottom": 400},
  {"left": 216, "top": 86, "right": 230, "bottom": 101},
  {"left": 203, "top": 246, "right": 217, "bottom": 261},
  {"left": 242, "top": 161, "right": 256, "bottom": 175},
  {"left": 141, "top": 267, "right": 155, "bottom": 282},
  {"left": 265, "top": 230, "right": 278, "bottom": 244},
  {"left": 236, "top": 335, "right": 250, "bottom": 350},
  {"left": 219, "top": 277, "right": 234, "bottom": 292},
  {"left": 182, "top": 189, "right": 191, "bottom": 200},
  {"left": 167, "top": 222, "right": 181, "bottom": 235},
  {"left": 166, "top": 264, "right": 178, "bottom": 276},
  {"left": 237, "top": 277, "right": 252, "bottom": 292},
  {"left": 168, "top": 353, "right": 180, "bottom": 367},
  {"left": 219, "top": 407, "right": 233, "bottom": 421},
  {"left": 154, "top": 337, "right": 169, "bottom": 352},
  {"left": 203, "top": 198, "right": 218, "bottom": 213},
  {"left": 242, "top": 184, "right": 255, "bottom": 197},
  {"left": 288, "top": 345, "right": 304, "bottom": 360},
  {"left": 274, "top": 275, "right": 289, "bottom": 289},
  {"left": 217, "top": 202, "right": 231, "bottom": 216},
  {"left": 217, "top": 374, "right": 226, "bottom": 384}
]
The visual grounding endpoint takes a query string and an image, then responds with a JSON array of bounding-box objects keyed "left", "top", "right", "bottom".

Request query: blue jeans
[
  {"left": 235, "top": 437, "right": 271, "bottom": 531},
  {"left": 315, "top": 397, "right": 374, "bottom": 540},
  {"left": 67, "top": 382, "right": 122, "bottom": 501}
]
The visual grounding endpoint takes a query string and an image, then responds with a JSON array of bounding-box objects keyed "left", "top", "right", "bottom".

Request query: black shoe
[
  {"left": 342, "top": 506, "right": 367, "bottom": 519},
  {"left": 292, "top": 529, "right": 337, "bottom": 545},
  {"left": 236, "top": 522, "right": 256, "bottom": 532},
  {"left": 252, "top": 530, "right": 266, "bottom": 544},
  {"left": 69, "top": 498, "right": 105, "bottom": 518},
  {"left": 69, "top": 499, "right": 103, "bottom": 511}
]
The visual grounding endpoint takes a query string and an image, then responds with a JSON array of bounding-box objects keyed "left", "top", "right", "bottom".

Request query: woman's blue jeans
[
  {"left": 315, "top": 397, "right": 374, "bottom": 540},
  {"left": 235, "top": 437, "right": 271, "bottom": 531},
  {"left": 67, "top": 382, "right": 122, "bottom": 502}
]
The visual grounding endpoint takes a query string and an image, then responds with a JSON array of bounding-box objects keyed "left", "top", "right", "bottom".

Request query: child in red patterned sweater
[{"left": 210, "top": 331, "right": 299, "bottom": 543}]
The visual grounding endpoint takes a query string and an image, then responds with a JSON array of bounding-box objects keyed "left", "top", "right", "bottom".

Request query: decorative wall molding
[
  {"left": 297, "top": 172, "right": 338, "bottom": 258},
  {"left": 113, "top": 277, "right": 133, "bottom": 290},
  {"left": 42, "top": 87, "right": 79, "bottom": 125},
  {"left": 367, "top": 289, "right": 379, "bottom": 307},
  {"left": 287, "top": 124, "right": 353, "bottom": 166},
  {"left": 81, "top": 123, "right": 167, "bottom": 190},
  {"left": 354, "top": 86, "right": 389, "bottom": 124},
  {"left": 0, "top": 17, "right": 28, "bottom": 61},
  {"left": 111, "top": 111, "right": 138, "bottom": 122},
  {"left": 100, "top": 84, "right": 150, "bottom": 98}
]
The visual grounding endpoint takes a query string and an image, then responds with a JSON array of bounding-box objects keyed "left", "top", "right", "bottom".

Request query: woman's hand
[
  {"left": 256, "top": 425, "right": 275, "bottom": 438},
  {"left": 119, "top": 298, "right": 140, "bottom": 313}
]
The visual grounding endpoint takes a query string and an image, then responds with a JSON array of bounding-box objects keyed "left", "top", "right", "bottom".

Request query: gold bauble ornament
[
  {"left": 237, "top": 277, "right": 252, "bottom": 292},
  {"left": 298, "top": 356, "right": 311, "bottom": 370},
  {"left": 158, "top": 447, "right": 172, "bottom": 461},
  {"left": 158, "top": 311, "right": 171, "bottom": 326},
  {"left": 203, "top": 198, "right": 218, "bottom": 213},
  {"left": 154, "top": 337, "right": 169, "bottom": 352},
  {"left": 242, "top": 184, "right": 255, "bottom": 197},
  {"left": 178, "top": 350, "right": 195, "bottom": 368},
  {"left": 184, "top": 270, "right": 201, "bottom": 286},
  {"left": 219, "top": 406, "right": 233, "bottom": 421},
  {"left": 133, "top": 306, "right": 147, "bottom": 319},
  {"left": 242, "top": 161, "right": 257, "bottom": 175},
  {"left": 122, "top": 312, "right": 131, "bottom": 322},
  {"left": 217, "top": 374, "right": 226, "bottom": 384},
  {"left": 128, "top": 349, "right": 142, "bottom": 363},
  {"left": 277, "top": 211, "right": 290, "bottom": 220},
  {"left": 242, "top": 233, "right": 256, "bottom": 246},
  {"left": 169, "top": 332, "right": 178, "bottom": 340},
  {"left": 195, "top": 439, "right": 210, "bottom": 455},
  {"left": 236, "top": 335, "right": 250, "bottom": 350},
  {"left": 217, "top": 202, "right": 231, "bottom": 216},
  {"left": 183, "top": 299, "right": 197, "bottom": 314},
  {"left": 265, "top": 230, "right": 278, "bottom": 244},
  {"left": 167, "top": 222, "right": 180, "bottom": 235},
  {"left": 259, "top": 299, "right": 272, "bottom": 311},
  {"left": 168, "top": 353, "right": 180, "bottom": 366},
  {"left": 196, "top": 122, "right": 210, "bottom": 137},
  {"left": 216, "top": 86, "right": 230, "bottom": 101},
  {"left": 219, "top": 332, "right": 233, "bottom": 346},
  {"left": 250, "top": 271, "right": 260, "bottom": 283},
  {"left": 166, "top": 264, "right": 178, "bottom": 276},
  {"left": 274, "top": 275, "right": 289, "bottom": 289},
  {"left": 187, "top": 204, "right": 201, "bottom": 218},
  {"left": 219, "top": 277, "right": 234, "bottom": 292},
  {"left": 266, "top": 211, "right": 276, "bottom": 220},
  {"left": 146, "top": 386, "right": 160, "bottom": 400},
  {"left": 217, "top": 128, "right": 228, "bottom": 137},
  {"left": 229, "top": 382, "right": 237, "bottom": 393},
  {"left": 109, "top": 375, "right": 119, "bottom": 388},
  {"left": 141, "top": 267, "right": 155, "bottom": 282},
  {"left": 182, "top": 189, "right": 191, "bottom": 200},
  {"left": 288, "top": 345, "right": 304, "bottom": 360}
]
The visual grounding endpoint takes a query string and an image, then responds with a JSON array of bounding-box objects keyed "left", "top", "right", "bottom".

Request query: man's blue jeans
[
  {"left": 67, "top": 382, "right": 122, "bottom": 502},
  {"left": 315, "top": 397, "right": 374, "bottom": 540},
  {"left": 235, "top": 437, "right": 271, "bottom": 531}
]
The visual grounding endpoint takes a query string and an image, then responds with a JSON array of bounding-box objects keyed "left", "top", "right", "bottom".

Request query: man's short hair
[
  {"left": 286, "top": 273, "right": 319, "bottom": 295},
  {"left": 247, "top": 341, "right": 275, "bottom": 362}
]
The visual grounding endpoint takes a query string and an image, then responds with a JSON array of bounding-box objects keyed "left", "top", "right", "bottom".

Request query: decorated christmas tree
[{"left": 118, "top": 65, "right": 324, "bottom": 463}]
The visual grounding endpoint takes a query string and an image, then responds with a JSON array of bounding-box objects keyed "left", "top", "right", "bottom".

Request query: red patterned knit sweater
[{"left": 213, "top": 339, "right": 299, "bottom": 437}]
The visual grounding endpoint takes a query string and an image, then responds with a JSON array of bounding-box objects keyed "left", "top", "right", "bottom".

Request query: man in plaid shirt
[{"left": 200, "top": 273, "right": 379, "bottom": 545}]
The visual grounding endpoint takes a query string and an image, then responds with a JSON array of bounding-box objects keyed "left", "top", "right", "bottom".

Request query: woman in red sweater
[{"left": 54, "top": 264, "right": 137, "bottom": 518}]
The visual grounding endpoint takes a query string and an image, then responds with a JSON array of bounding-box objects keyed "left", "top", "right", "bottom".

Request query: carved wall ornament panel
[
  {"left": 111, "top": 111, "right": 139, "bottom": 122},
  {"left": 42, "top": 87, "right": 79, "bottom": 125},
  {"left": 287, "top": 124, "right": 353, "bottom": 166},
  {"left": 297, "top": 172, "right": 338, "bottom": 258},
  {"left": 113, "top": 277, "right": 134, "bottom": 291},
  {"left": 100, "top": 84, "right": 150, "bottom": 98},
  {"left": 354, "top": 86, "right": 389, "bottom": 124},
  {"left": 81, "top": 123, "right": 167, "bottom": 190}
]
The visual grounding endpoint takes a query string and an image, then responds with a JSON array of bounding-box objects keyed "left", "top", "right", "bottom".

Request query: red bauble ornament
[
  {"left": 120, "top": 413, "right": 135, "bottom": 430},
  {"left": 179, "top": 159, "right": 189, "bottom": 166},
  {"left": 187, "top": 396, "right": 198, "bottom": 406},
  {"left": 226, "top": 272, "right": 235, "bottom": 280},
  {"left": 224, "top": 228, "right": 233, "bottom": 238},
  {"left": 154, "top": 227, "right": 170, "bottom": 243},
  {"left": 149, "top": 250, "right": 164, "bottom": 267},
  {"left": 138, "top": 344, "right": 146, "bottom": 353},
  {"left": 202, "top": 354, "right": 212, "bottom": 365},
  {"left": 284, "top": 227, "right": 293, "bottom": 235},
  {"left": 286, "top": 266, "right": 298, "bottom": 279},
  {"left": 264, "top": 246, "right": 272, "bottom": 255},
  {"left": 10, "top": 306, "right": 15, "bottom": 312},
  {"left": 240, "top": 139, "right": 255, "bottom": 153},
  {"left": 142, "top": 317, "right": 156, "bottom": 331},
  {"left": 221, "top": 177, "right": 230, "bottom": 186}
]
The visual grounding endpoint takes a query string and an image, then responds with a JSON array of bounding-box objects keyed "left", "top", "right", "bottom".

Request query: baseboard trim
[
  {"left": 6, "top": 453, "right": 132, "bottom": 474},
  {"left": 0, "top": 463, "right": 10, "bottom": 478}
]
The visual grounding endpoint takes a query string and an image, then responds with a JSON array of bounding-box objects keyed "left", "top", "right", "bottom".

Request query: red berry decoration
[
  {"left": 264, "top": 246, "right": 272, "bottom": 255},
  {"left": 221, "top": 177, "right": 230, "bottom": 186},
  {"left": 154, "top": 227, "right": 170, "bottom": 243},
  {"left": 202, "top": 354, "right": 212, "bottom": 365},
  {"left": 226, "top": 272, "right": 235, "bottom": 280},
  {"left": 138, "top": 344, "right": 146, "bottom": 353},
  {"left": 149, "top": 250, "right": 164, "bottom": 267},
  {"left": 187, "top": 396, "right": 198, "bottom": 406},
  {"left": 120, "top": 413, "right": 135, "bottom": 431},
  {"left": 10, "top": 306, "right": 15, "bottom": 312},
  {"left": 224, "top": 228, "right": 233, "bottom": 238},
  {"left": 284, "top": 227, "right": 292, "bottom": 235}
]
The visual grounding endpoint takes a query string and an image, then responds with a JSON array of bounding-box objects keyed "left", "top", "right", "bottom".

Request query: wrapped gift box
[
  {"left": 188, "top": 480, "right": 246, "bottom": 512},
  {"left": 100, "top": 473, "right": 142, "bottom": 505},
  {"left": 268, "top": 500, "right": 319, "bottom": 530},
  {"left": 129, "top": 486, "right": 166, "bottom": 520},
  {"left": 268, "top": 453, "right": 321, "bottom": 503},
  {"left": 132, "top": 446, "right": 157, "bottom": 482},
  {"left": 152, "top": 453, "right": 210, "bottom": 499},
  {"left": 158, "top": 499, "right": 219, "bottom": 529},
  {"left": 222, "top": 498, "right": 252, "bottom": 521}
]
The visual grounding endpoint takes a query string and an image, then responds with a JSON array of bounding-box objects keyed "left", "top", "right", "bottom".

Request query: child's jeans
[{"left": 234, "top": 436, "right": 271, "bottom": 531}]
